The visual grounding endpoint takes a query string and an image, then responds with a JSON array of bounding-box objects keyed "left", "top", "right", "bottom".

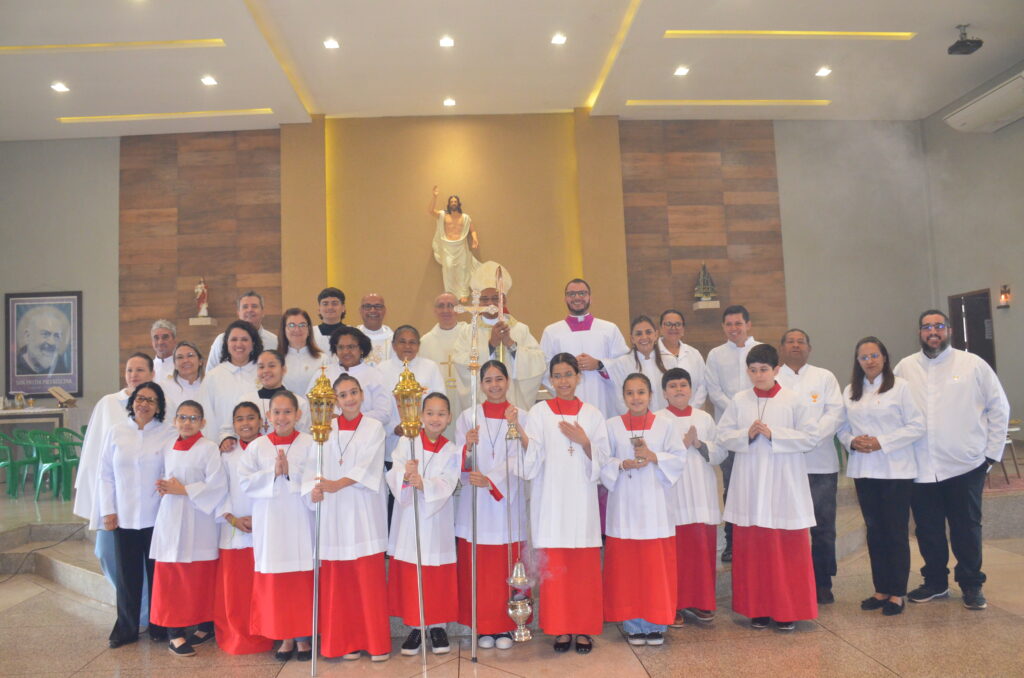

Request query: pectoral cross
[{"left": 439, "top": 353, "right": 457, "bottom": 389}]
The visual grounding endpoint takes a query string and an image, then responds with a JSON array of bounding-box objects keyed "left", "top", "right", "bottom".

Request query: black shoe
[
  {"left": 108, "top": 635, "right": 139, "bottom": 649},
  {"left": 400, "top": 629, "right": 422, "bottom": 656},
  {"left": 908, "top": 584, "right": 949, "bottom": 603},
  {"left": 721, "top": 545, "right": 733, "bottom": 563},
  {"left": 775, "top": 620, "right": 796, "bottom": 631},
  {"left": 962, "top": 587, "right": 987, "bottom": 610},
  {"left": 750, "top": 617, "right": 770, "bottom": 629},
  {"left": 429, "top": 627, "right": 451, "bottom": 655},
  {"left": 274, "top": 643, "right": 295, "bottom": 661},
  {"left": 553, "top": 634, "right": 572, "bottom": 652},
  {"left": 296, "top": 648, "right": 312, "bottom": 661},
  {"left": 860, "top": 596, "right": 886, "bottom": 611},
  {"left": 882, "top": 599, "right": 905, "bottom": 616},
  {"left": 816, "top": 587, "right": 835, "bottom": 604},
  {"left": 575, "top": 634, "right": 593, "bottom": 654},
  {"left": 188, "top": 629, "right": 214, "bottom": 646},
  {"left": 626, "top": 633, "right": 646, "bottom": 646},
  {"left": 148, "top": 627, "right": 168, "bottom": 642},
  {"left": 168, "top": 640, "right": 196, "bottom": 657}
]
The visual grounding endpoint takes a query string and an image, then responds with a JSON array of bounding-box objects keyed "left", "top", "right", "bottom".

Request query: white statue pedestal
[
  {"left": 692, "top": 300, "right": 721, "bottom": 311},
  {"left": 189, "top": 317, "right": 216, "bottom": 327}
]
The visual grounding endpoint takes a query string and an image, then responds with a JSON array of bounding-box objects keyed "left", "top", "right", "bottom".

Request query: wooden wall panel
[
  {"left": 119, "top": 130, "right": 281, "bottom": 367},
  {"left": 620, "top": 120, "right": 788, "bottom": 356}
]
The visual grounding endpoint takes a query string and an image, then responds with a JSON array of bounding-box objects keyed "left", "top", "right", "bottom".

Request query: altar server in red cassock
[
  {"left": 716, "top": 344, "right": 818, "bottom": 631},
  {"left": 238, "top": 391, "right": 316, "bottom": 661},
  {"left": 212, "top": 402, "right": 273, "bottom": 654},
  {"left": 455, "top": 360, "right": 531, "bottom": 650},
  {"left": 303, "top": 374, "right": 391, "bottom": 662},
  {"left": 149, "top": 400, "right": 228, "bottom": 657},
  {"left": 657, "top": 367, "right": 725, "bottom": 626},
  {"left": 520, "top": 353, "right": 610, "bottom": 655},
  {"left": 386, "top": 392, "right": 461, "bottom": 657},
  {"left": 602, "top": 373, "right": 685, "bottom": 646}
]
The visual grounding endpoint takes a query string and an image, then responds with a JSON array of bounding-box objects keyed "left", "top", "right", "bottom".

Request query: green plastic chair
[
  {"left": 31, "top": 432, "right": 64, "bottom": 501},
  {"left": 0, "top": 432, "right": 37, "bottom": 497},
  {"left": 0, "top": 444, "right": 11, "bottom": 497},
  {"left": 80, "top": 424, "right": 88, "bottom": 438},
  {"left": 51, "top": 428, "right": 82, "bottom": 500},
  {"left": 55, "top": 427, "right": 84, "bottom": 443}
]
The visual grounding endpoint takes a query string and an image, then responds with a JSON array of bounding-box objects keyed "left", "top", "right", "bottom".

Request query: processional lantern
[{"left": 307, "top": 366, "right": 336, "bottom": 444}]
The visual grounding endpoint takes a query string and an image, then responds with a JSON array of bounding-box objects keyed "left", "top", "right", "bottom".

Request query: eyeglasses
[
  {"left": 857, "top": 353, "right": 882, "bottom": 362},
  {"left": 286, "top": 322, "right": 309, "bottom": 329},
  {"left": 176, "top": 414, "right": 201, "bottom": 423},
  {"left": 175, "top": 352, "right": 197, "bottom": 360},
  {"left": 920, "top": 323, "right": 948, "bottom": 331},
  {"left": 661, "top": 322, "right": 684, "bottom": 329},
  {"left": 134, "top": 396, "right": 157, "bottom": 405},
  {"left": 565, "top": 291, "right": 589, "bottom": 298},
  {"left": 361, "top": 304, "right": 385, "bottom": 311}
]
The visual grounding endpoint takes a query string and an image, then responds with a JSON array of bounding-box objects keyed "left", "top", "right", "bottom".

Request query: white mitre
[{"left": 470, "top": 260, "right": 513, "bottom": 294}]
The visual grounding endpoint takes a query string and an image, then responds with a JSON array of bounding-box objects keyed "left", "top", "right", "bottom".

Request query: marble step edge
[{"left": 0, "top": 521, "right": 87, "bottom": 552}]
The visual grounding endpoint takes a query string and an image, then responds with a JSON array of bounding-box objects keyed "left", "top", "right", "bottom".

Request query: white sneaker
[
  {"left": 494, "top": 634, "right": 514, "bottom": 650},
  {"left": 477, "top": 634, "right": 496, "bottom": 649},
  {"left": 342, "top": 651, "right": 361, "bottom": 660},
  {"left": 371, "top": 653, "right": 390, "bottom": 662}
]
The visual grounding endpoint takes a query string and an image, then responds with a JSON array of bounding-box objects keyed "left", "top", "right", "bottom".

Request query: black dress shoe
[
  {"left": 860, "top": 596, "right": 886, "bottom": 611},
  {"left": 108, "top": 635, "right": 139, "bottom": 649},
  {"left": 553, "top": 634, "right": 572, "bottom": 652},
  {"left": 882, "top": 599, "right": 905, "bottom": 616},
  {"left": 296, "top": 649, "right": 313, "bottom": 661},
  {"left": 275, "top": 645, "right": 295, "bottom": 661},
  {"left": 817, "top": 587, "right": 835, "bottom": 604},
  {"left": 148, "top": 627, "right": 168, "bottom": 642},
  {"left": 575, "top": 635, "right": 593, "bottom": 654},
  {"left": 168, "top": 640, "right": 196, "bottom": 657}
]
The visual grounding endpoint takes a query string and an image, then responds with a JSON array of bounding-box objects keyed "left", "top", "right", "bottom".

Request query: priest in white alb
[{"left": 419, "top": 293, "right": 468, "bottom": 439}]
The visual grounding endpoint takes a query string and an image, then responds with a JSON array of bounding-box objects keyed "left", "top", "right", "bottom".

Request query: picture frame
[{"left": 5, "top": 291, "right": 83, "bottom": 398}]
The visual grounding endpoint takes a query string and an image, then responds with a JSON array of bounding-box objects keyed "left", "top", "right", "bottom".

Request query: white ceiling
[{"left": 2, "top": 0, "right": 1023, "bottom": 141}]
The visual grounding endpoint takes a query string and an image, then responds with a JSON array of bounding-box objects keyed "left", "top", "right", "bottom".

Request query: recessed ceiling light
[
  {"left": 323, "top": 38, "right": 340, "bottom": 49},
  {"left": 815, "top": 66, "right": 832, "bottom": 77},
  {"left": 551, "top": 32, "right": 567, "bottom": 45},
  {"left": 51, "top": 81, "right": 70, "bottom": 92},
  {"left": 443, "top": 97, "right": 456, "bottom": 107},
  {"left": 674, "top": 65, "right": 690, "bottom": 76},
  {"left": 439, "top": 35, "right": 454, "bottom": 48},
  {"left": 201, "top": 75, "right": 218, "bottom": 86}
]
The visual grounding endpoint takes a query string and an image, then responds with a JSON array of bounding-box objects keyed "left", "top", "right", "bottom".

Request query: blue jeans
[
  {"left": 96, "top": 529, "right": 149, "bottom": 626},
  {"left": 623, "top": 618, "right": 666, "bottom": 634}
]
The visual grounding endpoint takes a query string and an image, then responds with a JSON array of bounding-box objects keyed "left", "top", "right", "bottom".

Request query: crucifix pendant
[{"left": 568, "top": 443, "right": 575, "bottom": 456}]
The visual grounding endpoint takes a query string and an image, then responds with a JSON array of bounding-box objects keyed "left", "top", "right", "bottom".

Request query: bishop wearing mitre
[{"left": 452, "top": 261, "right": 545, "bottom": 409}]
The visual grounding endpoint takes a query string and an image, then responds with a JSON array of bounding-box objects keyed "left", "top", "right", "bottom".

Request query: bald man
[
  {"left": 420, "top": 293, "right": 468, "bottom": 438},
  {"left": 356, "top": 293, "right": 393, "bottom": 367}
]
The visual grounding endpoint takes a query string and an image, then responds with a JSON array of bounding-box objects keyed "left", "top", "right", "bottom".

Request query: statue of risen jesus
[{"left": 429, "top": 185, "right": 480, "bottom": 302}]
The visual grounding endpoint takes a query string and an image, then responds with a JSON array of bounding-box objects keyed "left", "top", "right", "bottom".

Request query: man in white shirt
[
  {"left": 704, "top": 304, "right": 760, "bottom": 562},
  {"left": 150, "top": 319, "right": 176, "bottom": 384},
  {"left": 357, "top": 293, "right": 393, "bottom": 367},
  {"left": 895, "top": 310, "right": 1010, "bottom": 610},
  {"left": 205, "top": 291, "right": 278, "bottom": 371},
  {"left": 539, "top": 278, "right": 629, "bottom": 418},
  {"left": 776, "top": 329, "right": 844, "bottom": 603},
  {"left": 420, "top": 293, "right": 468, "bottom": 438}
]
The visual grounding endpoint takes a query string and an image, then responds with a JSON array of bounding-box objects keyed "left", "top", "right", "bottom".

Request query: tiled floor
[{"left": 2, "top": 493, "right": 1023, "bottom": 676}]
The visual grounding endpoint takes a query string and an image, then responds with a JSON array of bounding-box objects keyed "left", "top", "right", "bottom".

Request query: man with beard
[
  {"left": 895, "top": 310, "right": 1009, "bottom": 610},
  {"left": 149, "top": 319, "right": 176, "bottom": 384},
  {"left": 540, "top": 279, "right": 628, "bottom": 418},
  {"left": 16, "top": 305, "right": 71, "bottom": 375},
  {"left": 429, "top": 186, "right": 480, "bottom": 302},
  {"left": 206, "top": 291, "right": 278, "bottom": 371}
]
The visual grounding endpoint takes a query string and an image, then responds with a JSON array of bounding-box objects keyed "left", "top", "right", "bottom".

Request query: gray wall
[
  {"left": 0, "top": 138, "right": 121, "bottom": 416},
  {"left": 922, "top": 58, "right": 1024, "bottom": 419},
  {"left": 774, "top": 121, "right": 934, "bottom": 387}
]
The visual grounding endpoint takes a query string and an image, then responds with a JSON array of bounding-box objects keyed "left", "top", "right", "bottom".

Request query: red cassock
[
  {"left": 603, "top": 536, "right": 676, "bottom": 625},
  {"left": 732, "top": 526, "right": 818, "bottom": 621},
  {"left": 150, "top": 560, "right": 218, "bottom": 628},
  {"left": 250, "top": 570, "right": 314, "bottom": 639},
  {"left": 319, "top": 554, "right": 391, "bottom": 657},
  {"left": 456, "top": 538, "right": 524, "bottom": 634},
  {"left": 388, "top": 559, "right": 458, "bottom": 626},
  {"left": 675, "top": 523, "right": 718, "bottom": 611},
  {"left": 537, "top": 547, "right": 603, "bottom": 635},
  {"left": 213, "top": 547, "right": 273, "bottom": 654}
]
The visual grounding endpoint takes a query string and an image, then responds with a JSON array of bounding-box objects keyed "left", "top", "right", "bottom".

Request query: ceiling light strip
[
  {"left": 585, "top": 0, "right": 643, "bottom": 109},
  {"left": 626, "top": 99, "right": 831, "bottom": 106},
  {"left": 242, "top": 0, "right": 318, "bottom": 114},
  {"left": 0, "top": 39, "right": 225, "bottom": 53},
  {"left": 663, "top": 30, "right": 915, "bottom": 40},
  {"left": 58, "top": 108, "right": 274, "bottom": 124}
]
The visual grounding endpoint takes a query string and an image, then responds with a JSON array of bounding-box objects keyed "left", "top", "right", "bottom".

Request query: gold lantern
[
  {"left": 393, "top": 362, "right": 425, "bottom": 438},
  {"left": 307, "top": 366, "right": 336, "bottom": 444}
]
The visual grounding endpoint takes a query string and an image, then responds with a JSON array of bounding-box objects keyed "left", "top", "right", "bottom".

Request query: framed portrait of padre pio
[{"left": 5, "top": 292, "right": 83, "bottom": 398}]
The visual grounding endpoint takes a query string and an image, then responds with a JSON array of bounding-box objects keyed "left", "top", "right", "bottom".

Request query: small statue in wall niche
[
  {"left": 194, "top": 277, "right": 210, "bottom": 318},
  {"left": 692, "top": 262, "right": 721, "bottom": 311}
]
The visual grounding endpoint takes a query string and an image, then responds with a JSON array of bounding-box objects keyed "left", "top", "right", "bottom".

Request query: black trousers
[
  {"left": 808, "top": 472, "right": 838, "bottom": 590},
  {"left": 721, "top": 450, "right": 736, "bottom": 547},
  {"left": 910, "top": 461, "right": 988, "bottom": 589},
  {"left": 111, "top": 527, "right": 162, "bottom": 642},
  {"left": 855, "top": 477, "right": 913, "bottom": 596},
  {"left": 169, "top": 621, "right": 214, "bottom": 640}
]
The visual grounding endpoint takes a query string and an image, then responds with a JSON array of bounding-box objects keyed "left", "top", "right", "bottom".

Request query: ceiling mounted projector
[{"left": 948, "top": 24, "right": 983, "bottom": 55}]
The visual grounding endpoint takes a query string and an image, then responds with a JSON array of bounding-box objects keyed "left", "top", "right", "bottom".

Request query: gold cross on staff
[
  {"left": 439, "top": 353, "right": 457, "bottom": 389},
  {"left": 455, "top": 290, "right": 498, "bottom": 372}
]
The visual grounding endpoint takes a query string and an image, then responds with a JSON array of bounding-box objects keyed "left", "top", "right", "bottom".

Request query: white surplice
[
  {"left": 601, "top": 413, "right": 685, "bottom": 540},
  {"left": 839, "top": 376, "right": 925, "bottom": 480},
  {"left": 206, "top": 327, "right": 278, "bottom": 372},
  {"left": 385, "top": 433, "right": 461, "bottom": 566},
  {"left": 420, "top": 322, "right": 469, "bottom": 439},
  {"left": 705, "top": 337, "right": 760, "bottom": 421},
  {"left": 216, "top": 443, "right": 257, "bottom": 549},
  {"left": 776, "top": 363, "right": 845, "bottom": 474},
  {"left": 716, "top": 386, "right": 817, "bottom": 529},
  {"left": 540, "top": 315, "right": 629, "bottom": 418},
  {"left": 150, "top": 436, "right": 227, "bottom": 563},
  {"left": 153, "top": 355, "right": 175, "bottom": 386},
  {"left": 607, "top": 350, "right": 675, "bottom": 415},
  {"left": 377, "top": 355, "right": 446, "bottom": 462},
  {"left": 161, "top": 374, "right": 202, "bottom": 409},
  {"left": 75, "top": 388, "right": 131, "bottom": 529},
  {"left": 519, "top": 399, "right": 611, "bottom": 548},
  {"left": 198, "top": 361, "right": 259, "bottom": 444},
  {"left": 658, "top": 406, "right": 726, "bottom": 526},
  {"left": 310, "top": 361, "right": 392, "bottom": 427},
  {"left": 657, "top": 338, "right": 708, "bottom": 410},
  {"left": 98, "top": 419, "right": 176, "bottom": 530},
  {"left": 237, "top": 432, "right": 315, "bottom": 573},
  {"left": 283, "top": 345, "right": 325, "bottom": 395},
  {"left": 227, "top": 388, "right": 312, "bottom": 439},
  {"left": 453, "top": 316, "right": 546, "bottom": 410},
  {"left": 301, "top": 415, "right": 389, "bottom": 561}
]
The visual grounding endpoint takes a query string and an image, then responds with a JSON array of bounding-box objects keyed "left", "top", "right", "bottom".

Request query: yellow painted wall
[{"left": 280, "top": 114, "right": 327, "bottom": 310}]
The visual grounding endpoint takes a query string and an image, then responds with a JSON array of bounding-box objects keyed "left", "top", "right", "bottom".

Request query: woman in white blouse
[
  {"left": 99, "top": 382, "right": 177, "bottom": 648},
  {"left": 165, "top": 340, "right": 204, "bottom": 404},
  {"left": 280, "top": 308, "right": 324, "bottom": 394},
  {"left": 199, "top": 320, "right": 262, "bottom": 443},
  {"left": 839, "top": 337, "right": 925, "bottom": 616}
]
